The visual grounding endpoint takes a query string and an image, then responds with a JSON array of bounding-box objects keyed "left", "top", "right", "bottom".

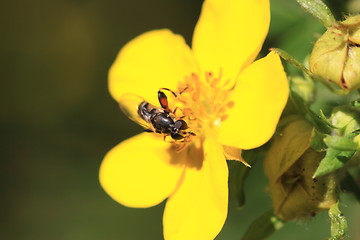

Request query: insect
[{"left": 119, "top": 88, "right": 195, "bottom": 142}]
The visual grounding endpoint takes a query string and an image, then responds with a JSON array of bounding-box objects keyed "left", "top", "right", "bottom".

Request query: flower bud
[
  {"left": 348, "top": 0, "right": 360, "bottom": 13},
  {"left": 264, "top": 119, "right": 338, "bottom": 221},
  {"left": 310, "top": 15, "right": 360, "bottom": 91},
  {"left": 354, "top": 135, "right": 360, "bottom": 149},
  {"left": 330, "top": 106, "right": 360, "bottom": 135}
]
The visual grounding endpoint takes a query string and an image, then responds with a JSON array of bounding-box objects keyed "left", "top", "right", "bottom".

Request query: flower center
[{"left": 173, "top": 71, "right": 235, "bottom": 138}]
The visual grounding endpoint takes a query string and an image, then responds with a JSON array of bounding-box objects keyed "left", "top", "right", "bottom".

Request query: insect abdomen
[
  {"left": 137, "top": 101, "right": 153, "bottom": 122},
  {"left": 151, "top": 112, "right": 174, "bottom": 133}
]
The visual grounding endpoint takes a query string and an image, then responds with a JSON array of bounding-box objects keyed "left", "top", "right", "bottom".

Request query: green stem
[{"left": 296, "top": 0, "right": 336, "bottom": 28}]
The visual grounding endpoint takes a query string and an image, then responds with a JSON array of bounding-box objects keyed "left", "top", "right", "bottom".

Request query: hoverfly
[{"left": 119, "top": 88, "right": 196, "bottom": 142}]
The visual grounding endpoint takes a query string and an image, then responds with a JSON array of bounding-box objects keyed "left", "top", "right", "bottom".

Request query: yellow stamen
[{"left": 174, "top": 71, "right": 235, "bottom": 139}]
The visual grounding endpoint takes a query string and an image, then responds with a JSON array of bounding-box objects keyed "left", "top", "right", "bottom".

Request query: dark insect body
[
  {"left": 137, "top": 88, "right": 195, "bottom": 141},
  {"left": 137, "top": 101, "right": 189, "bottom": 140},
  {"left": 120, "top": 87, "right": 195, "bottom": 141}
]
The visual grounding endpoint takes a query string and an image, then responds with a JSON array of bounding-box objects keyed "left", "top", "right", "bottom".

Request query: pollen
[{"left": 174, "top": 71, "right": 235, "bottom": 136}]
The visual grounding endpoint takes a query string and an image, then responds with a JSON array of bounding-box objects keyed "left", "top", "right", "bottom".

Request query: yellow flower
[{"left": 100, "top": 0, "right": 288, "bottom": 239}]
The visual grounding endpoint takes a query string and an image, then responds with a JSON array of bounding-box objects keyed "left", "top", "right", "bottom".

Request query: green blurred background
[{"left": 1, "top": 0, "right": 359, "bottom": 239}]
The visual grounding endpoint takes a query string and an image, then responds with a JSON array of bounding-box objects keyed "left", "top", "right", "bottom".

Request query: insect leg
[
  {"left": 163, "top": 135, "right": 176, "bottom": 143},
  {"left": 173, "top": 106, "right": 185, "bottom": 118},
  {"left": 159, "top": 88, "right": 177, "bottom": 98},
  {"left": 159, "top": 86, "right": 189, "bottom": 97},
  {"left": 157, "top": 90, "right": 172, "bottom": 112},
  {"left": 158, "top": 87, "right": 189, "bottom": 113}
]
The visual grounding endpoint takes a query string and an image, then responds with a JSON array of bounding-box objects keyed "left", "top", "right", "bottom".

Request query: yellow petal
[
  {"left": 109, "top": 29, "right": 199, "bottom": 105},
  {"left": 163, "top": 138, "right": 228, "bottom": 240},
  {"left": 99, "top": 133, "right": 186, "bottom": 208},
  {"left": 219, "top": 52, "right": 289, "bottom": 150},
  {"left": 192, "top": 0, "right": 270, "bottom": 81}
]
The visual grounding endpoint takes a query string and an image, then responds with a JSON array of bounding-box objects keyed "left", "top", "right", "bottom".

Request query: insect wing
[{"left": 118, "top": 94, "right": 152, "bottom": 130}]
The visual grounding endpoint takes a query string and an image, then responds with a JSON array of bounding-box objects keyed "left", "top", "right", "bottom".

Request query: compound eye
[
  {"left": 175, "top": 120, "right": 188, "bottom": 130},
  {"left": 171, "top": 133, "right": 184, "bottom": 140}
]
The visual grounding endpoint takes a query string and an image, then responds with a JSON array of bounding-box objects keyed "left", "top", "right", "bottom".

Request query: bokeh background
[{"left": 2, "top": 0, "right": 360, "bottom": 239}]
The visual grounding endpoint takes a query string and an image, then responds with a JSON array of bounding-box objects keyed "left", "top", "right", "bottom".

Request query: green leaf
[
  {"left": 328, "top": 203, "right": 347, "bottom": 240},
  {"left": 314, "top": 119, "right": 360, "bottom": 177},
  {"left": 313, "top": 147, "right": 356, "bottom": 177},
  {"left": 242, "top": 210, "right": 284, "bottom": 240},
  {"left": 319, "top": 110, "right": 335, "bottom": 127},
  {"left": 324, "top": 135, "right": 359, "bottom": 151},
  {"left": 310, "top": 129, "right": 328, "bottom": 151},
  {"left": 296, "top": 0, "right": 336, "bottom": 28},
  {"left": 330, "top": 107, "right": 360, "bottom": 135},
  {"left": 308, "top": 109, "right": 335, "bottom": 134}
]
